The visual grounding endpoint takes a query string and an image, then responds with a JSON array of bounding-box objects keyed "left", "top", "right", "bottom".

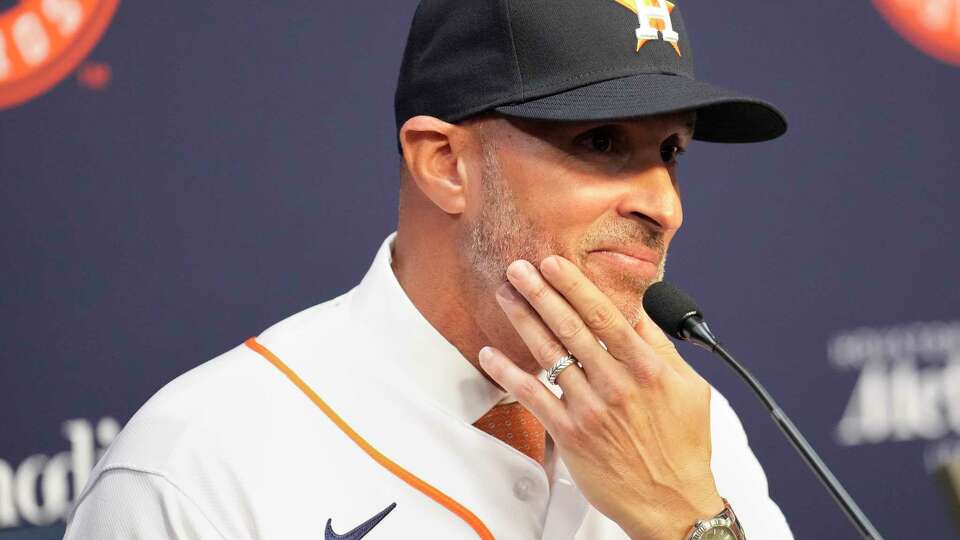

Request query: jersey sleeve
[
  {"left": 65, "top": 468, "right": 227, "bottom": 540},
  {"left": 710, "top": 388, "right": 795, "bottom": 539}
]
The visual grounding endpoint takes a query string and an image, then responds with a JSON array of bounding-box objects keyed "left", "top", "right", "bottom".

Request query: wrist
[
  {"left": 622, "top": 493, "right": 725, "bottom": 540},
  {"left": 684, "top": 498, "right": 746, "bottom": 540}
]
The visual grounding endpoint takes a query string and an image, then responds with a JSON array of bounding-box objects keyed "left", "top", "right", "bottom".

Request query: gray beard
[
  {"left": 464, "top": 140, "right": 668, "bottom": 327},
  {"left": 467, "top": 143, "right": 549, "bottom": 285}
]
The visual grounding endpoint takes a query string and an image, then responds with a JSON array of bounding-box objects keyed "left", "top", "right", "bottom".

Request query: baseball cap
[{"left": 394, "top": 0, "right": 787, "bottom": 145}]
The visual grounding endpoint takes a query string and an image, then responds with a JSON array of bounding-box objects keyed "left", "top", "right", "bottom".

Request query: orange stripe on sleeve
[{"left": 244, "top": 338, "right": 495, "bottom": 540}]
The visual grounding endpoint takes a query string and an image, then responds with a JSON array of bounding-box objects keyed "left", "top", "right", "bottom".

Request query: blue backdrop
[{"left": 2, "top": 1, "right": 959, "bottom": 538}]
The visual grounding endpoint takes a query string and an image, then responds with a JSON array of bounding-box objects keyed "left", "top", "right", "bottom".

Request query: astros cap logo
[{"left": 612, "top": 0, "right": 681, "bottom": 56}]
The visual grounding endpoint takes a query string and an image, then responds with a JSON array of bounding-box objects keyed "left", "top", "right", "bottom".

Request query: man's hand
[{"left": 478, "top": 256, "right": 723, "bottom": 540}]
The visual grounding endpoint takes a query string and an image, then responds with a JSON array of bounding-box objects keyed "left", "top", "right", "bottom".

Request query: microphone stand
[{"left": 680, "top": 315, "right": 885, "bottom": 540}]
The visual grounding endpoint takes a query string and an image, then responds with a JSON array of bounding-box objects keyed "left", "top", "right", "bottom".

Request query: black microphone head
[{"left": 642, "top": 281, "right": 703, "bottom": 339}]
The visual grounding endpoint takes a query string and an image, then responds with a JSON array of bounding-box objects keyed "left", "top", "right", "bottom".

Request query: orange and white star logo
[{"left": 612, "top": 0, "right": 681, "bottom": 56}]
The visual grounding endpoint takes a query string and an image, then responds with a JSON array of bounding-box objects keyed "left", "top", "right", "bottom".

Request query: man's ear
[{"left": 399, "top": 115, "right": 471, "bottom": 215}]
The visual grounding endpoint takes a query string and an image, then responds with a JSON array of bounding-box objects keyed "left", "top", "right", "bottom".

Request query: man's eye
[
  {"left": 661, "top": 144, "right": 686, "bottom": 164},
  {"left": 578, "top": 129, "right": 617, "bottom": 153},
  {"left": 590, "top": 132, "right": 614, "bottom": 153}
]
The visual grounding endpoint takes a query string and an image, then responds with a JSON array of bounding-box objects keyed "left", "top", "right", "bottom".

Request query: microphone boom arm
[{"left": 680, "top": 314, "right": 885, "bottom": 540}]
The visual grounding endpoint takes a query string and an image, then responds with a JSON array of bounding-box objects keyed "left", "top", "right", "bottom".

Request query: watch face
[{"left": 701, "top": 526, "right": 737, "bottom": 540}]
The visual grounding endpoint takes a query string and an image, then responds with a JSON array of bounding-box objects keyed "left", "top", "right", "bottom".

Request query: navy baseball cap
[{"left": 395, "top": 0, "right": 787, "bottom": 144}]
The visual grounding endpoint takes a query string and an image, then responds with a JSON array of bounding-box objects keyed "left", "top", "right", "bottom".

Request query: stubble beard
[
  {"left": 465, "top": 142, "right": 667, "bottom": 327},
  {"left": 467, "top": 142, "right": 552, "bottom": 286}
]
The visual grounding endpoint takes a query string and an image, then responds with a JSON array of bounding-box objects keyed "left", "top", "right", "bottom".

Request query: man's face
[{"left": 463, "top": 112, "right": 692, "bottom": 327}]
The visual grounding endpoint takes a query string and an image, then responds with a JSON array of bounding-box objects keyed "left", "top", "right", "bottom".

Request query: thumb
[{"left": 634, "top": 307, "right": 698, "bottom": 378}]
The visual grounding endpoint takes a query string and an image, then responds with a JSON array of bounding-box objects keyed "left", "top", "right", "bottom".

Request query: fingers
[
  {"left": 632, "top": 306, "right": 676, "bottom": 353},
  {"left": 478, "top": 346, "right": 566, "bottom": 432},
  {"left": 516, "top": 256, "right": 664, "bottom": 382},
  {"left": 504, "top": 261, "right": 621, "bottom": 383},
  {"left": 633, "top": 307, "right": 700, "bottom": 380},
  {"left": 539, "top": 256, "right": 648, "bottom": 362},
  {"left": 495, "top": 283, "right": 595, "bottom": 397}
]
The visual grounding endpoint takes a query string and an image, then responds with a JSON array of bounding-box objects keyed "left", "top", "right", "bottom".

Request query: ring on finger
[{"left": 547, "top": 353, "right": 582, "bottom": 385}]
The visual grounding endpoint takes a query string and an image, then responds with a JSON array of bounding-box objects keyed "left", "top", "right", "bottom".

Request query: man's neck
[{"left": 391, "top": 230, "right": 543, "bottom": 388}]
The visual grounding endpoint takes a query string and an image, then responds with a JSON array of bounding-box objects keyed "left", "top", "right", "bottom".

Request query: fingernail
[
  {"left": 478, "top": 346, "right": 495, "bottom": 366},
  {"left": 496, "top": 283, "right": 521, "bottom": 303},
  {"left": 540, "top": 256, "right": 561, "bottom": 276},
  {"left": 506, "top": 259, "right": 534, "bottom": 281}
]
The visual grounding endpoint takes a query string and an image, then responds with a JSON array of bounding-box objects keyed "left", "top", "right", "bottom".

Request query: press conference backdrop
[{"left": 1, "top": 1, "right": 958, "bottom": 538}]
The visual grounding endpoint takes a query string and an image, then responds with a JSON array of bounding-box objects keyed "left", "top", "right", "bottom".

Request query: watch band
[{"left": 684, "top": 498, "right": 745, "bottom": 540}]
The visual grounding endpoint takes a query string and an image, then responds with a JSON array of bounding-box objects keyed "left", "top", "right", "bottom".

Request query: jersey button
[{"left": 513, "top": 477, "right": 534, "bottom": 501}]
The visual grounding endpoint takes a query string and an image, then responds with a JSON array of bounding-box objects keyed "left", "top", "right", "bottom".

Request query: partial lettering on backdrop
[
  {"left": 831, "top": 321, "right": 960, "bottom": 471},
  {"left": 0, "top": 417, "right": 119, "bottom": 529}
]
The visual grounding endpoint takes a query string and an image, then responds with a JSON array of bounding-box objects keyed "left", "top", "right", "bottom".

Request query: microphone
[{"left": 643, "top": 281, "right": 885, "bottom": 540}]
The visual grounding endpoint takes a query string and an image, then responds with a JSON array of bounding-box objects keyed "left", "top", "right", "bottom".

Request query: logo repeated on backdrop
[
  {"left": 0, "top": 0, "right": 119, "bottom": 110},
  {"left": 612, "top": 0, "right": 682, "bottom": 56},
  {"left": 829, "top": 321, "right": 960, "bottom": 473},
  {"left": 0, "top": 417, "right": 119, "bottom": 531},
  {"left": 873, "top": 0, "right": 960, "bottom": 66}
]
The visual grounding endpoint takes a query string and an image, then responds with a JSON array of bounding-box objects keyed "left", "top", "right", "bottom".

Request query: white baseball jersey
[{"left": 65, "top": 234, "right": 793, "bottom": 539}]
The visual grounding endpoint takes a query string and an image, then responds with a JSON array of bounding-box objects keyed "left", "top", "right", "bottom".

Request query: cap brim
[{"left": 494, "top": 73, "right": 787, "bottom": 143}]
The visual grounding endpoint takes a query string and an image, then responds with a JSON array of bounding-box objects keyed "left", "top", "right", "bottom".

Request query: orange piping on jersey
[{"left": 244, "top": 338, "right": 495, "bottom": 540}]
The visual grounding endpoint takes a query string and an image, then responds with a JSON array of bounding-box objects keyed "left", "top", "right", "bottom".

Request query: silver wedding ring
[{"left": 547, "top": 353, "right": 581, "bottom": 385}]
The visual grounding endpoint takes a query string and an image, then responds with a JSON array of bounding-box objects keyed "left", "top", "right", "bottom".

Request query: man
[{"left": 66, "top": 1, "right": 792, "bottom": 538}]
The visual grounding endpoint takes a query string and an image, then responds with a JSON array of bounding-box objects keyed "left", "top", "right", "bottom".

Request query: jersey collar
[{"left": 350, "top": 233, "right": 522, "bottom": 425}]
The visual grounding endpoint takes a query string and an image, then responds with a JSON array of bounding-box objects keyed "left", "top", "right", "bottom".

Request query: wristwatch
[{"left": 684, "top": 498, "right": 745, "bottom": 540}]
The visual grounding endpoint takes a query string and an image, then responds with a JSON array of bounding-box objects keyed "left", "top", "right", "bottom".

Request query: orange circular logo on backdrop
[
  {"left": 0, "top": 0, "right": 119, "bottom": 110},
  {"left": 873, "top": 0, "right": 960, "bottom": 66}
]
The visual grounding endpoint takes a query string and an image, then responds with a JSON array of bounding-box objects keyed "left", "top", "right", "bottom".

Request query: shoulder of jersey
[{"left": 88, "top": 288, "right": 359, "bottom": 479}]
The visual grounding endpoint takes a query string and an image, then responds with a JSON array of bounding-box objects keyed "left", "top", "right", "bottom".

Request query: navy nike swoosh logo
[{"left": 325, "top": 502, "right": 397, "bottom": 540}]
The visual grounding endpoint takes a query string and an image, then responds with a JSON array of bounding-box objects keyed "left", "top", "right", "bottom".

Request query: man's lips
[
  {"left": 591, "top": 246, "right": 661, "bottom": 265},
  {"left": 586, "top": 247, "right": 661, "bottom": 277}
]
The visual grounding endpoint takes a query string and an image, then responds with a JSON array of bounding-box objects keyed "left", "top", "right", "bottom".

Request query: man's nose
[{"left": 615, "top": 165, "right": 683, "bottom": 232}]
